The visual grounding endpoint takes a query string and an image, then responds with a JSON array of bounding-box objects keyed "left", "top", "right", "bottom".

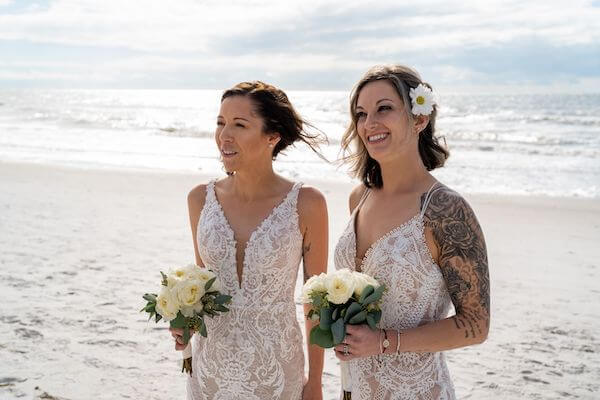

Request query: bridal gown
[
  {"left": 334, "top": 183, "right": 456, "bottom": 400},
  {"left": 187, "top": 180, "right": 305, "bottom": 400}
]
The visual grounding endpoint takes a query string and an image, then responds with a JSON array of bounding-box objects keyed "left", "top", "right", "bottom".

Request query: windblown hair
[
  {"left": 340, "top": 65, "right": 449, "bottom": 188},
  {"left": 222, "top": 81, "right": 327, "bottom": 160}
]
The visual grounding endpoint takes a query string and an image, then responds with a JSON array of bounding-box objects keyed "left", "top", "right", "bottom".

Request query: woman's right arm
[
  {"left": 171, "top": 184, "right": 207, "bottom": 350},
  {"left": 187, "top": 184, "right": 208, "bottom": 267}
]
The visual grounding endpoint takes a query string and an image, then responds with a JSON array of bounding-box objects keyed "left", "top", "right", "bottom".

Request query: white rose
[
  {"left": 353, "top": 272, "right": 380, "bottom": 297},
  {"left": 155, "top": 287, "right": 179, "bottom": 321},
  {"left": 196, "top": 269, "right": 221, "bottom": 292},
  {"left": 301, "top": 273, "right": 327, "bottom": 303},
  {"left": 175, "top": 279, "right": 205, "bottom": 307},
  {"left": 326, "top": 269, "right": 356, "bottom": 304}
]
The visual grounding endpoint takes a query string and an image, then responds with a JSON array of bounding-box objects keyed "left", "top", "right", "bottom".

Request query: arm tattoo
[
  {"left": 422, "top": 187, "right": 490, "bottom": 339},
  {"left": 302, "top": 242, "right": 312, "bottom": 283}
]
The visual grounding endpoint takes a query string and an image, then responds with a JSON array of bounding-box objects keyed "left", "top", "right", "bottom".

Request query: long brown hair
[
  {"left": 340, "top": 65, "right": 449, "bottom": 188},
  {"left": 222, "top": 81, "right": 327, "bottom": 160}
]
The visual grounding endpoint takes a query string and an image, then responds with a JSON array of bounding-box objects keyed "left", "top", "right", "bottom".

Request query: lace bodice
[
  {"left": 187, "top": 180, "right": 305, "bottom": 400},
  {"left": 334, "top": 183, "right": 456, "bottom": 400}
]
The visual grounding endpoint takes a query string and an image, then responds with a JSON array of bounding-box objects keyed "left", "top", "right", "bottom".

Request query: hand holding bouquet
[
  {"left": 301, "top": 268, "right": 385, "bottom": 348},
  {"left": 141, "top": 264, "right": 231, "bottom": 374}
]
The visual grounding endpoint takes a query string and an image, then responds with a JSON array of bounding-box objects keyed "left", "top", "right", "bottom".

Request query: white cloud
[{"left": 0, "top": 0, "right": 598, "bottom": 88}]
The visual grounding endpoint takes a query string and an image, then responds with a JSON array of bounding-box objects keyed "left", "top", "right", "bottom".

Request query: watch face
[{"left": 383, "top": 339, "right": 390, "bottom": 348}]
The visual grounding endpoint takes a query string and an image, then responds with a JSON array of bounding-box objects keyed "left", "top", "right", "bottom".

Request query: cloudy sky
[{"left": 1, "top": 0, "right": 599, "bottom": 91}]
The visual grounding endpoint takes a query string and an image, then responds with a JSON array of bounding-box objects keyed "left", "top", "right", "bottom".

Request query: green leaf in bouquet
[
  {"left": 331, "top": 318, "right": 346, "bottom": 345},
  {"left": 160, "top": 271, "right": 168, "bottom": 286},
  {"left": 183, "top": 326, "right": 191, "bottom": 345},
  {"left": 144, "top": 303, "right": 156, "bottom": 313},
  {"left": 155, "top": 313, "right": 162, "bottom": 323},
  {"left": 213, "top": 304, "right": 229, "bottom": 313},
  {"left": 366, "top": 313, "right": 376, "bottom": 329},
  {"left": 331, "top": 306, "right": 339, "bottom": 321},
  {"left": 199, "top": 318, "right": 208, "bottom": 337},
  {"left": 143, "top": 293, "right": 158, "bottom": 302},
  {"left": 169, "top": 311, "right": 187, "bottom": 329},
  {"left": 214, "top": 294, "right": 232, "bottom": 305},
  {"left": 368, "top": 309, "right": 382, "bottom": 327},
  {"left": 362, "top": 285, "right": 385, "bottom": 305},
  {"left": 343, "top": 301, "right": 362, "bottom": 323},
  {"left": 311, "top": 295, "right": 323, "bottom": 308},
  {"left": 319, "top": 307, "right": 333, "bottom": 330},
  {"left": 349, "top": 310, "right": 367, "bottom": 324},
  {"left": 358, "top": 285, "right": 375, "bottom": 304},
  {"left": 309, "top": 325, "right": 334, "bottom": 348},
  {"left": 205, "top": 277, "right": 217, "bottom": 291}
]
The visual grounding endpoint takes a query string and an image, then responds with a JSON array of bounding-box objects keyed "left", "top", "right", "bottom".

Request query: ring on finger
[{"left": 343, "top": 344, "right": 349, "bottom": 356}]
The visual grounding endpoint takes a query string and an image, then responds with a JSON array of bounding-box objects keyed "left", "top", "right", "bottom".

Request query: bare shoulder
[
  {"left": 349, "top": 184, "right": 368, "bottom": 213},
  {"left": 297, "top": 185, "right": 327, "bottom": 215},
  {"left": 187, "top": 183, "right": 209, "bottom": 214}
]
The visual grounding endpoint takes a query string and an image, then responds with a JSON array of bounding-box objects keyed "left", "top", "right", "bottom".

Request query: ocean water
[{"left": 0, "top": 89, "right": 599, "bottom": 198}]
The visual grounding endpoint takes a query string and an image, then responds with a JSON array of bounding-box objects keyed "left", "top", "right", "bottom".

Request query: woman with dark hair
[
  {"left": 170, "top": 81, "right": 327, "bottom": 399},
  {"left": 333, "top": 65, "right": 490, "bottom": 399}
]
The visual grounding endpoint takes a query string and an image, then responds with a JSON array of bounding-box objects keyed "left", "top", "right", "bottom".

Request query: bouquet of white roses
[
  {"left": 301, "top": 268, "right": 385, "bottom": 348},
  {"left": 141, "top": 264, "right": 231, "bottom": 374},
  {"left": 301, "top": 268, "right": 385, "bottom": 395}
]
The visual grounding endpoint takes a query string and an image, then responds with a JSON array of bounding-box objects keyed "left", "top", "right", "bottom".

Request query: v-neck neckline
[
  {"left": 211, "top": 181, "right": 299, "bottom": 289},
  {"left": 351, "top": 182, "right": 438, "bottom": 272}
]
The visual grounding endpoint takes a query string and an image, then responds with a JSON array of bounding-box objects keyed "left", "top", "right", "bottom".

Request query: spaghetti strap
[
  {"left": 354, "top": 187, "right": 371, "bottom": 214},
  {"left": 420, "top": 182, "right": 440, "bottom": 218}
]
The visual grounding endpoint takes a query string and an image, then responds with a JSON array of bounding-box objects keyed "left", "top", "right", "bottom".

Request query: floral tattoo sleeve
[{"left": 423, "top": 187, "right": 490, "bottom": 339}]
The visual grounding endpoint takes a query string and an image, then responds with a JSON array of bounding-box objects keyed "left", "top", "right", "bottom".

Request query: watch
[{"left": 382, "top": 329, "right": 390, "bottom": 353}]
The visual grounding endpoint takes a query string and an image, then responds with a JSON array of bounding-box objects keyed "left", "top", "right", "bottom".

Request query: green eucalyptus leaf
[
  {"left": 169, "top": 312, "right": 186, "bottom": 329},
  {"left": 366, "top": 313, "right": 376, "bottom": 330},
  {"left": 358, "top": 285, "right": 375, "bottom": 304},
  {"left": 214, "top": 294, "right": 232, "bottom": 305},
  {"left": 143, "top": 293, "right": 157, "bottom": 302},
  {"left": 214, "top": 304, "right": 229, "bottom": 312},
  {"left": 331, "top": 307, "right": 339, "bottom": 321},
  {"left": 371, "top": 309, "right": 382, "bottom": 324},
  {"left": 309, "top": 326, "right": 334, "bottom": 348},
  {"left": 319, "top": 307, "right": 333, "bottom": 330},
  {"left": 199, "top": 319, "right": 207, "bottom": 337},
  {"left": 331, "top": 318, "right": 346, "bottom": 345},
  {"left": 155, "top": 313, "right": 162, "bottom": 323},
  {"left": 344, "top": 302, "right": 362, "bottom": 323},
  {"left": 183, "top": 327, "right": 190, "bottom": 344},
  {"left": 362, "top": 285, "right": 385, "bottom": 305},
  {"left": 349, "top": 310, "right": 367, "bottom": 324},
  {"left": 205, "top": 277, "right": 216, "bottom": 291}
]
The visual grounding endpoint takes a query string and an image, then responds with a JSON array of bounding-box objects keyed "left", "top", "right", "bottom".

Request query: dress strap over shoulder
[
  {"left": 354, "top": 187, "right": 371, "bottom": 214},
  {"left": 288, "top": 182, "right": 304, "bottom": 209},
  {"left": 205, "top": 179, "right": 218, "bottom": 204},
  {"left": 420, "top": 182, "right": 440, "bottom": 218}
]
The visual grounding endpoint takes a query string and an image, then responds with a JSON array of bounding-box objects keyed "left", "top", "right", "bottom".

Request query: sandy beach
[{"left": 1, "top": 161, "right": 599, "bottom": 399}]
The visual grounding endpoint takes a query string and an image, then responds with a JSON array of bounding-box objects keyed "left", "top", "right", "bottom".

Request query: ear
[
  {"left": 267, "top": 133, "right": 281, "bottom": 147},
  {"left": 413, "top": 115, "right": 430, "bottom": 135}
]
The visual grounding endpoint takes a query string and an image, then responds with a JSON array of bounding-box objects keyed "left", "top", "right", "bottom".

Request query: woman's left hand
[
  {"left": 302, "top": 377, "right": 323, "bottom": 400},
  {"left": 334, "top": 324, "right": 382, "bottom": 361}
]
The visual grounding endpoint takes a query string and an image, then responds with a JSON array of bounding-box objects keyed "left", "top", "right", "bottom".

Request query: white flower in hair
[{"left": 409, "top": 84, "right": 436, "bottom": 116}]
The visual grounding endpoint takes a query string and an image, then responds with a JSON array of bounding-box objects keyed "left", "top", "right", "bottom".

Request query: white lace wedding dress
[
  {"left": 334, "top": 183, "right": 456, "bottom": 400},
  {"left": 186, "top": 180, "right": 305, "bottom": 400}
]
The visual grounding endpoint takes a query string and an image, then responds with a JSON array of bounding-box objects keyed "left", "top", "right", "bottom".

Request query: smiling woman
[{"left": 334, "top": 65, "right": 490, "bottom": 400}]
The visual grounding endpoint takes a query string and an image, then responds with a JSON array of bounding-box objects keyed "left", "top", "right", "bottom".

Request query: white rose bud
[
  {"left": 353, "top": 272, "right": 380, "bottom": 296},
  {"left": 301, "top": 273, "right": 327, "bottom": 303},
  {"left": 326, "top": 269, "right": 356, "bottom": 304},
  {"left": 155, "top": 287, "right": 179, "bottom": 321},
  {"left": 175, "top": 279, "right": 204, "bottom": 307}
]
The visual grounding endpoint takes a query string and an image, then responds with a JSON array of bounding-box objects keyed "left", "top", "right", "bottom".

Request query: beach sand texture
[{"left": 1, "top": 162, "right": 599, "bottom": 399}]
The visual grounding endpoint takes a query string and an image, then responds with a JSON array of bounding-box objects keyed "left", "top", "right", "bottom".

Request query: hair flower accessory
[{"left": 409, "top": 84, "right": 436, "bottom": 116}]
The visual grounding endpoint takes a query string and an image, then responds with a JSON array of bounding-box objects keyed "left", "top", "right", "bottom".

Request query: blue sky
[{"left": 1, "top": 0, "right": 599, "bottom": 91}]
